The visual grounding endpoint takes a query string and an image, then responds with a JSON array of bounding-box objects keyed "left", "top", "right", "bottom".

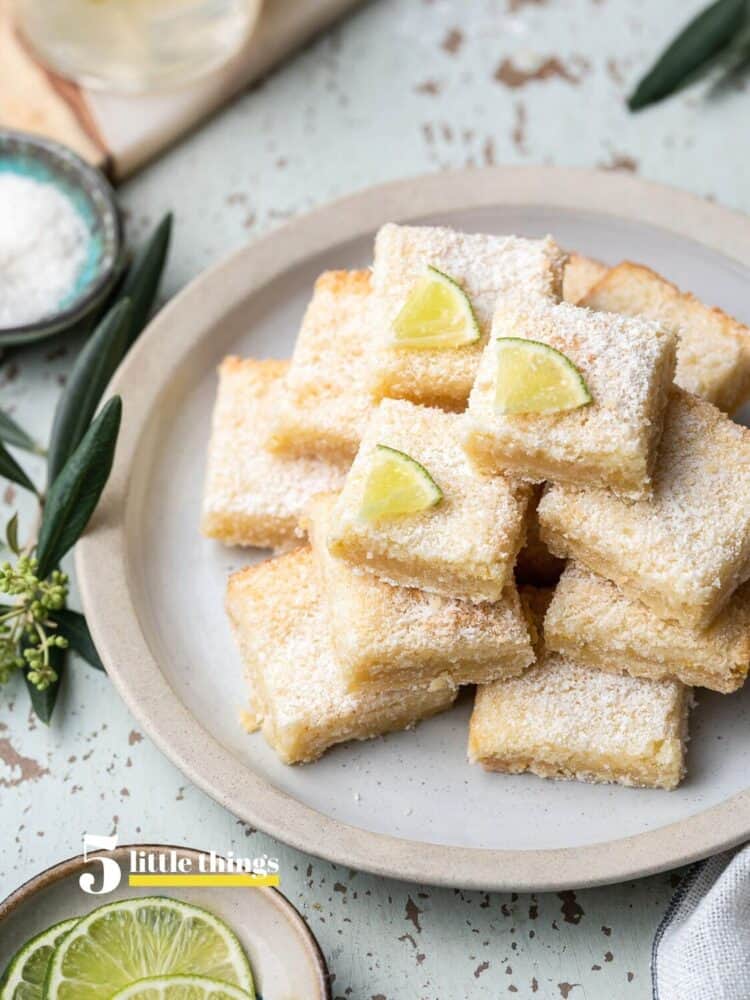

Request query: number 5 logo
[{"left": 79, "top": 834, "right": 122, "bottom": 895}]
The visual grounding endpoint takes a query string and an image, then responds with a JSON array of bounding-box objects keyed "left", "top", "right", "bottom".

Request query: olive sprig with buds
[
  {"left": 0, "top": 214, "right": 172, "bottom": 722},
  {"left": 0, "top": 556, "right": 69, "bottom": 690}
]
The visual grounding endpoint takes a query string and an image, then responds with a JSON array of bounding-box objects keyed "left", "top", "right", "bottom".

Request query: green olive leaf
[
  {"left": 0, "top": 441, "right": 37, "bottom": 495},
  {"left": 120, "top": 213, "right": 173, "bottom": 347},
  {"left": 5, "top": 513, "right": 19, "bottom": 555},
  {"left": 628, "top": 0, "right": 746, "bottom": 111},
  {"left": 51, "top": 608, "right": 105, "bottom": 671},
  {"left": 0, "top": 408, "right": 42, "bottom": 454},
  {"left": 707, "top": 20, "right": 750, "bottom": 93},
  {"left": 47, "top": 299, "right": 132, "bottom": 485},
  {"left": 37, "top": 396, "right": 122, "bottom": 579}
]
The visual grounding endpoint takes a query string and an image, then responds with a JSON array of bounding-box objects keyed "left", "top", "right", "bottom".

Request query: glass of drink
[{"left": 14, "top": 0, "right": 263, "bottom": 93}]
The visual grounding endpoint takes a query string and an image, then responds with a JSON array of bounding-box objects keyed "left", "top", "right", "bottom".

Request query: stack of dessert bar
[{"left": 203, "top": 224, "right": 750, "bottom": 791}]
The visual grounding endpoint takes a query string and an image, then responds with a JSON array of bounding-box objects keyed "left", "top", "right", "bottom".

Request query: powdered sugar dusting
[
  {"left": 226, "top": 549, "right": 455, "bottom": 755},
  {"left": 477, "top": 651, "right": 686, "bottom": 755},
  {"left": 374, "top": 223, "right": 564, "bottom": 336},
  {"left": 465, "top": 297, "right": 676, "bottom": 496},
  {"left": 371, "top": 223, "right": 565, "bottom": 403},
  {"left": 201, "top": 358, "right": 346, "bottom": 547},
  {"left": 329, "top": 398, "right": 530, "bottom": 601},
  {"left": 545, "top": 562, "right": 750, "bottom": 690},
  {"left": 271, "top": 270, "right": 374, "bottom": 459},
  {"left": 539, "top": 389, "right": 750, "bottom": 622},
  {"left": 307, "top": 493, "right": 534, "bottom": 685}
]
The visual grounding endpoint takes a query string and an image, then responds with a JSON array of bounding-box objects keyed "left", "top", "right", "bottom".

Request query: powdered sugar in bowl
[{"left": 0, "top": 130, "right": 122, "bottom": 346}]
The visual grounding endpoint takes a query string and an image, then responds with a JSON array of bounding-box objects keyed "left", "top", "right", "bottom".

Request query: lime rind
[
  {"left": 111, "top": 974, "right": 252, "bottom": 1000},
  {"left": 392, "top": 265, "right": 480, "bottom": 349},
  {"left": 0, "top": 917, "right": 78, "bottom": 1000},
  {"left": 494, "top": 337, "right": 592, "bottom": 415},
  {"left": 44, "top": 897, "right": 254, "bottom": 1000},
  {"left": 360, "top": 444, "right": 443, "bottom": 521}
]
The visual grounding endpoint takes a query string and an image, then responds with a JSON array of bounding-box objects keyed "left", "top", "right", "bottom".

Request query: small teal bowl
[{"left": 0, "top": 129, "right": 123, "bottom": 347}]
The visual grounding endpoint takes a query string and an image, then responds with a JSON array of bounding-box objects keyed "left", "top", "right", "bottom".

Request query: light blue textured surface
[{"left": 2, "top": 1, "right": 746, "bottom": 996}]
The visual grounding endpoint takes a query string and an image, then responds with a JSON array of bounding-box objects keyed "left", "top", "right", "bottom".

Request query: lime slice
[
  {"left": 111, "top": 974, "right": 252, "bottom": 1000},
  {"left": 0, "top": 918, "right": 78, "bottom": 1000},
  {"left": 45, "top": 898, "right": 254, "bottom": 1000},
  {"left": 360, "top": 444, "right": 442, "bottom": 521},
  {"left": 392, "top": 265, "right": 480, "bottom": 349},
  {"left": 494, "top": 337, "right": 592, "bottom": 415}
]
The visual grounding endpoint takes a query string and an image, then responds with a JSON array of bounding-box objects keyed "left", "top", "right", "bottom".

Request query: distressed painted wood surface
[{"left": 1, "top": 1, "right": 745, "bottom": 996}]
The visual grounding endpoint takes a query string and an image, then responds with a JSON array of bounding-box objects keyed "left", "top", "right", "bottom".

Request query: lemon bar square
[
  {"left": 370, "top": 223, "right": 565, "bottom": 409},
  {"left": 201, "top": 357, "right": 346, "bottom": 550},
  {"left": 226, "top": 548, "right": 456, "bottom": 763},
  {"left": 464, "top": 299, "right": 677, "bottom": 498},
  {"left": 305, "top": 493, "right": 535, "bottom": 692},
  {"left": 562, "top": 252, "right": 608, "bottom": 303},
  {"left": 468, "top": 588, "right": 691, "bottom": 790},
  {"left": 539, "top": 389, "right": 750, "bottom": 629},
  {"left": 327, "top": 398, "right": 531, "bottom": 602},
  {"left": 268, "top": 270, "right": 374, "bottom": 462},
  {"left": 545, "top": 563, "right": 750, "bottom": 693},
  {"left": 581, "top": 261, "right": 750, "bottom": 414}
]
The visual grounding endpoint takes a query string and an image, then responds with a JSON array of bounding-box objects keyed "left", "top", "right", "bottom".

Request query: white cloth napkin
[{"left": 652, "top": 844, "right": 750, "bottom": 999}]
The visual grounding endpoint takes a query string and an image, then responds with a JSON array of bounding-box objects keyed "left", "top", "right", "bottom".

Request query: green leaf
[
  {"left": 47, "top": 299, "right": 132, "bottom": 485},
  {"left": 24, "top": 646, "right": 66, "bottom": 724},
  {"left": 5, "top": 513, "right": 19, "bottom": 555},
  {"left": 707, "top": 20, "right": 750, "bottom": 92},
  {"left": 52, "top": 608, "right": 105, "bottom": 671},
  {"left": 119, "top": 213, "right": 173, "bottom": 347},
  {"left": 0, "top": 441, "right": 37, "bottom": 495},
  {"left": 628, "top": 0, "right": 746, "bottom": 111},
  {"left": 37, "top": 396, "right": 122, "bottom": 579},
  {"left": 0, "top": 408, "right": 41, "bottom": 454}
]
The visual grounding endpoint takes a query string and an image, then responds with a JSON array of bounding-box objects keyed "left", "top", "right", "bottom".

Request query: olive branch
[
  {"left": 629, "top": 0, "right": 750, "bottom": 111},
  {"left": 0, "top": 214, "right": 172, "bottom": 723}
]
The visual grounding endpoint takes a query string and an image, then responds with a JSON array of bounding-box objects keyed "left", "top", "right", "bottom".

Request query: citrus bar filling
[
  {"left": 267, "top": 269, "right": 374, "bottom": 462},
  {"left": 369, "top": 223, "right": 566, "bottom": 409},
  {"left": 580, "top": 260, "right": 750, "bottom": 414},
  {"left": 539, "top": 388, "right": 750, "bottom": 629},
  {"left": 201, "top": 358, "right": 346, "bottom": 550},
  {"left": 545, "top": 563, "right": 750, "bottom": 694},
  {"left": 305, "top": 493, "right": 534, "bottom": 692},
  {"left": 225, "top": 548, "right": 456, "bottom": 764},
  {"left": 468, "top": 588, "right": 691, "bottom": 790},
  {"left": 463, "top": 298, "right": 677, "bottom": 498},
  {"left": 327, "top": 397, "right": 531, "bottom": 603}
]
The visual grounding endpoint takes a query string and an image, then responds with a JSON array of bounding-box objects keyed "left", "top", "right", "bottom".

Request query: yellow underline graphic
[{"left": 129, "top": 874, "right": 280, "bottom": 887}]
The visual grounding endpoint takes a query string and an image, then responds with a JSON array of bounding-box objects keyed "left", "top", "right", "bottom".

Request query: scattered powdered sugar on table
[{"left": 0, "top": 173, "right": 90, "bottom": 327}]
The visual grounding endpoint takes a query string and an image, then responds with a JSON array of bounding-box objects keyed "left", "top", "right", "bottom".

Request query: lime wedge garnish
[
  {"left": 112, "top": 975, "right": 252, "bottom": 1000},
  {"left": 360, "top": 444, "right": 443, "bottom": 520},
  {"left": 0, "top": 918, "right": 78, "bottom": 1000},
  {"left": 45, "top": 898, "right": 254, "bottom": 1000},
  {"left": 494, "top": 337, "right": 593, "bottom": 415},
  {"left": 392, "top": 265, "right": 480, "bottom": 349}
]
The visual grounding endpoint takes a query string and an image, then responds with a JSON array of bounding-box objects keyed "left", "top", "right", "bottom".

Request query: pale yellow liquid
[{"left": 15, "top": 0, "right": 261, "bottom": 93}]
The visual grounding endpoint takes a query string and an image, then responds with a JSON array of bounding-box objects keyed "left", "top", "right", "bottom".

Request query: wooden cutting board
[{"left": 0, "top": 0, "right": 363, "bottom": 181}]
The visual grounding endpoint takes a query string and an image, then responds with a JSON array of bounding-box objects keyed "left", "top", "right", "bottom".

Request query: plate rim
[
  {"left": 77, "top": 165, "right": 750, "bottom": 891},
  {"left": 0, "top": 844, "right": 332, "bottom": 999}
]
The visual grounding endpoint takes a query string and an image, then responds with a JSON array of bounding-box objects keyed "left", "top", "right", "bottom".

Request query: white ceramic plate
[
  {"left": 0, "top": 846, "right": 330, "bottom": 998},
  {"left": 77, "top": 167, "right": 750, "bottom": 891}
]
